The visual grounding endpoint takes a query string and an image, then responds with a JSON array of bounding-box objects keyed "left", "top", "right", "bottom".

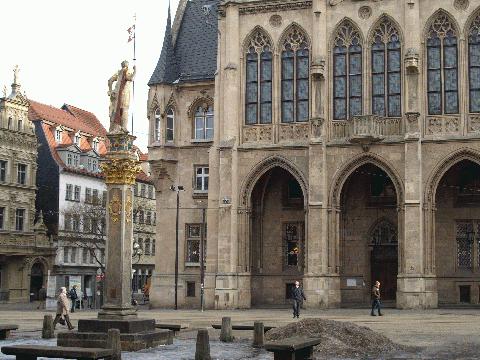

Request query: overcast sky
[{"left": 0, "top": 0, "right": 181, "bottom": 152}]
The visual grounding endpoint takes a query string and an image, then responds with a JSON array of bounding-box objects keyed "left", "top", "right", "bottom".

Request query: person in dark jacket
[
  {"left": 371, "top": 281, "right": 383, "bottom": 316},
  {"left": 69, "top": 285, "right": 78, "bottom": 313},
  {"left": 292, "top": 281, "right": 306, "bottom": 318}
]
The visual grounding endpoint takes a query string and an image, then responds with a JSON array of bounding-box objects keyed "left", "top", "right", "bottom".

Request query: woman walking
[{"left": 53, "top": 287, "right": 75, "bottom": 330}]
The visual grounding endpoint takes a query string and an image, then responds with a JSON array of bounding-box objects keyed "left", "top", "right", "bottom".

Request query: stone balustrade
[{"left": 332, "top": 115, "right": 404, "bottom": 141}]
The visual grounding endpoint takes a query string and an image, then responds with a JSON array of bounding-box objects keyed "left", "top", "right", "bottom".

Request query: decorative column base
[{"left": 396, "top": 274, "right": 438, "bottom": 309}]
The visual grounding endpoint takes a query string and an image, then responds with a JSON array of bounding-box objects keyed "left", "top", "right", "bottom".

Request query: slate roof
[{"left": 149, "top": 0, "right": 219, "bottom": 85}]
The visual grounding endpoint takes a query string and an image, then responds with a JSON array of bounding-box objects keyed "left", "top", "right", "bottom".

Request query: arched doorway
[
  {"left": 250, "top": 167, "right": 306, "bottom": 306},
  {"left": 435, "top": 159, "right": 480, "bottom": 305},
  {"left": 339, "top": 163, "right": 398, "bottom": 305},
  {"left": 30, "top": 262, "right": 44, "bottom": 302}
]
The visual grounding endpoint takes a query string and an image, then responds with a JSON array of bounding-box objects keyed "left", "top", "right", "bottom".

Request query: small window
[
  {"left": 138, "top": 210, "right": 144, "bottom": 224},
  {"left": 92, "top": 139, "right": 99, "bottom": 152},
  {"left": 66, "top": 184, "right": 73, "bottom": 200},
  {"left": 7, "top": 117, "right": 12, "bottom": 130},
  {"left": 459, "top": 285, "right": 471, "bottom": 303},
  {"left": 186, "top": 281, "right": 196, "bottom": 297},
  {"left": 17, "top": 119, "right": 23, "bottom": 131},
  {"left": 67, "top": 153, "right": 72, "bottom": 166},
  {"left": 0, "top": 160, "right": 7, "bottom": 182},
  {"left": 92, "top": 160, "right": 98, "bottom": 172},
  {"left": 63, "top": 247, "right": 69, "bottom": 263},
  {"left": 85, "top": 188, "right": 92, "bottom": 204},
  {"left": 456, "top": 222, "right": 473, "bottom": 269},
  {"left": 70, "top": 247, "right": 77, "bottom": 263},
  {"left": 154, "top": 108, "right": 161, "bottom": 142},
  {"left": 0, "top": 207, "right": 4, "bottom": 230},
  {"left": 141, "top": 184, "right": 146, "bottom": 197},
  {"left": 92, "top": 189, "right": 99, "bottom": 204},
  {"left": 55, "top": 129, "right": 62, "bottom": 142},
  {"left": 74, "top": 133, "right": 81, "bottom": 146},
  {"left": 195, "top": 167, "right": 209, "bottom": 192},
  {"left": 186, "top": 224, "right": 203, "bottom": 263},
  {"left": 15, "top": 209, "right": 25, "bottom": 231},
  {"left": 87, "top": 158, "right": 92, "bottom": 170},
  {"left": 17, "top": 164, "right": 27, "bottom": 185},
  {"left": 148, "top": 185, "right": 154, "bottom": 199},
  {"left": 74, "top": 186, "right": 81, "bottom": 202},
  {"left": 72, "top": 215, "right": 80, "bottom": 232},
  {"left": 166, "top": 108, "right": 174, "bottom": 142},
  {"left": 146, "top": 211, "right": 152, "bottom": 225},
  {"left": 152, "top": 240, "right": 156, "bottom": 255},
  {"left": 285, "top": 283, "right": 295, "bottom": 299},
  {"left": 194, "top": 106, "right": 214, "bottom": 140},
  {"left": 73, "top": 154, "right": 79, "bottom": 167},
  {"left": 82, "top": 248, "right": 88, "bottom": 264},
  {"left": 144, "top": 238, "right": 151, "bottom": 255}
]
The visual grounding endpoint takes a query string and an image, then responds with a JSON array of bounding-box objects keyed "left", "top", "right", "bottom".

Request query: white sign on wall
[{"left": 346, "top": 278, "right": 357, "bottom": 287}]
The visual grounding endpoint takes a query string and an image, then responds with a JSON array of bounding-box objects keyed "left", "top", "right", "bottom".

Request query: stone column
[{"left": 99, "top": 132, "right": 141, "bottom": 319}]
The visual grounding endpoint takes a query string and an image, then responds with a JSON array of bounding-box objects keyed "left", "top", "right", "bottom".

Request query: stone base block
[
  {"left": 98, "top": 307, "right": 138, "bottom": 320},
  {"left": 304, "top": 275, "right": 341, "bottom": 309},
  {"left": 396, "top": 274, "right": 438, "bottom": 309},
  {"left": 58, "top": 318, "right": 173, "bottom": 351}
]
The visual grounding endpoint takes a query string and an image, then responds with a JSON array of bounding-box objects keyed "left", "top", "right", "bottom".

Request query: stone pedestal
[{"left": 58, "top": 131, "right": 172, "bottom": 350}]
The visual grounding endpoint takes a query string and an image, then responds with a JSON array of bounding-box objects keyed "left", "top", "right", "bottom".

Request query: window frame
[
  {"left": 154, "top": 108, "right": 161, "bottom": 142},
  {"left": 15, "top": 208, "right": 25, "bottom": 231},
  {"left": 17, "top": 163, "right": 27, "bottom": 185},
  {"left": 0, "top": 207, "right": 5, "bottom": 230},
  {"left": 468, "top": 16, "right": 480, "bottom": 113},
  {"left": 194, "top": 166, "right": 209, "bottom": 193},
  {"left": 185, "top": 223, "right": 206, "bottom": 266},
  {"left": 0, "top": 160, "right": 7, "bottom": 182},
  {"left": 166, "top": 108, "right": 174, "bottom": 142},
  {"left": 74, "top": 185, "right": 81, "bottom": 202},
  {"left": 66, "top": 184, "right": 73, "bottom": 201},
  {"left": 193, "top": 105, "right": 214, "bottom": 141}
]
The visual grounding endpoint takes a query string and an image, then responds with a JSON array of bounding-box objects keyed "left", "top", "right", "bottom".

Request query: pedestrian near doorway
[
  {"left": 69, "top": 285, "right": 78, "bottom": 313},
  {"left": 292, "top": 281, "right": 306, "bottom": 318},
  {"left": 53, "top": 287, "right": 74, "bottom": 330},
  {"left": 371, "top": 281, "right": 383, "bottom": 316}
]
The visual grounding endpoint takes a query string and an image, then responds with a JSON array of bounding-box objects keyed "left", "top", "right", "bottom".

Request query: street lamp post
[{"left": 170, "top": 185, "right": 184, "bottom": 310}]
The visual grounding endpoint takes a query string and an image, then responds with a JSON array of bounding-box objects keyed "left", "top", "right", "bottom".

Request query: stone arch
[
  {"left": 329, "top": 153, "right": 404, "bottom": 208},
  {"left": 424, "top": 148, "right": 480, "bottom": 205},
  {"left": 367, "top": 14, "right": 404, "bottom": 46},
  {"left": 423, "top": 8, "right": 461, "bottom": 40},
  {"left": 367, "top": 217, "right": 398, "bottom": 245},
  {"left": 243, "top": 26, "right": 274, "bottom": 53},
  {"left": 165, "top": 93, "right": 177, "bottom": 115},
  {"left": 240, "top": 155, "right": 308, "bottom": 208},
  {"left": 278, "top": 22, "right": 311, "bottom": 50},
  {"left": 329, "top": 17, "right": 364, "bottom": 49},
  {"left": 464, "top": 5, "right": 480, "bottom": 38},
  {"left": 187, "top": 95, "right": 214, "bottom": 118}
]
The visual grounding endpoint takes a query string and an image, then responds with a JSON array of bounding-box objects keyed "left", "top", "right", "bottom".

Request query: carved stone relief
[
  {"left": 269, "top": 15, "right": 282, "bottom": 28},
  {"left": 454, "top": 0, "right": 469, "bottom": 11},
  {"left": 358, "top": 6, "right": 372, "bottom": 19}
]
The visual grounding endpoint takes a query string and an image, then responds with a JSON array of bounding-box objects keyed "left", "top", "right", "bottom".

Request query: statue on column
[{"left": 108, "top": 61, "right": 136, "bottom": 133}]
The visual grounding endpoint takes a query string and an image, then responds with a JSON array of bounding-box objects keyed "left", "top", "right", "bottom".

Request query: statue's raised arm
[{"left": 108, "top": 61, "right": 136, "bottom": 133}]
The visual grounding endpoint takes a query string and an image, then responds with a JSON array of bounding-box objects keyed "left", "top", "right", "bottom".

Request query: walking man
[
  {"left": 292, "top": 281, "right": 306, "bottom": 318},
  {"left": 53, "top": 287, "right": 74, "bottom": 330},
  {"left": 371, "top": 281, "right": 383, "bottom": 316},
  {"left": 69, "top": 285, "right": 78, "bottom": 313}
]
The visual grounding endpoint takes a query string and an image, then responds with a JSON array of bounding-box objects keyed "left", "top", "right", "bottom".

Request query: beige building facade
[{"left": 148, "top": 0, "right": 480, "bottom": 309}]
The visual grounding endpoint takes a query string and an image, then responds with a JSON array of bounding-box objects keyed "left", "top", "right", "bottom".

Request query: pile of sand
[{"left": 265, "top": 318, "right": 409, "bottom": 359}]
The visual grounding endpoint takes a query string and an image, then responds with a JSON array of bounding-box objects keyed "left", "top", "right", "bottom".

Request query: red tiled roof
[{"left": 62, "top": 104, "right": 107, "bottom": 136}]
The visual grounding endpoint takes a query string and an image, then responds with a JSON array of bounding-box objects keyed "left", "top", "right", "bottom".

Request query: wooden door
[{"left": 371, "top": 245, "right": 398, "bottom": 300}]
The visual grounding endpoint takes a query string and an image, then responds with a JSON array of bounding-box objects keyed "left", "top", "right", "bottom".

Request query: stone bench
[
  {"left": 211, "top": 324, "right": 275, "bottom": 332},
  {"left": 0, "top": 325, "right": 18, "bottom": 340},
  {"left": 1, "top": 345, "right": 114, "bottom": 360},
  {"left": 264, "top": 337, "right": 321, "bottom": 360},
  {"left": 155, "top": 323, "right": 189, "bottom": 335}
]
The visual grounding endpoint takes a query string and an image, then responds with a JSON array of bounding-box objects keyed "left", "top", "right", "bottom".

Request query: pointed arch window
[
  {"left": 426, "top": 13, "right": 459, "bottom": 115},
  {"left": 370, "top": 220, "right": 397, "bottom": 245},
  {"left": 194, "top": 105, "right": 214, "bottom": 140},
  {"left": 245, "top": 30, "right": 273, "bottom": 125},
  {"left": 281, "top": 27, "right": 310, "bottom": 123},
  {"left": 468, "top": 14, "right": 480, "bottom": 113},
  {"left": 166, "top": 108, "right": 174, "bottom": 142},
  {"left": 154, "top": 108, "right": 161, "bottom": 142},
  {"left": 333, "top": 21, "right": 363, "bottom": 120},
  {"left": 371, "top": 19, "right": 401, "bottom": 117}
]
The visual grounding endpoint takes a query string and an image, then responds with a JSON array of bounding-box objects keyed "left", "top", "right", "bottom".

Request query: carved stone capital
[
  {"left": 405, "top": 48, "right": 419, "bottom": 74},
  {"left": 101, "top": 158, "right": 141, "bottom": 185},
  {"left": 311, "top": 58, "right": 326, "bottom": 79}
]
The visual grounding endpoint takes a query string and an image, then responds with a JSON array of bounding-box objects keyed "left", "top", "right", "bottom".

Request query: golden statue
[{"left": 108, "top": 61, "right": 136, "bottom": 133}]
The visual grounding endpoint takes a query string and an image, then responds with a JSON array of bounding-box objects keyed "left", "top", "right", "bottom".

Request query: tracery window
[
  {"left": 468, "top": 14, "right": 480, "bottom": 113},
  {"left": 456, "top": 221, "right": 474, "bottom": 269},
  {"left": 281, "top": 26, "right": 310, "bottom": 123},
  {"left": 245, "top": 30, "right": 273, "bottom": 125},
  {"left": 166, "top": 108, "right": 174, "bottom": 142},
  {"left": 333, "top": 21, "right": 363, "bottom": 120},
  {"left": 371, "top": 18, "right": 401, "bottom": 117},
  {"left": 370, "top": 220, "right": 397, "bottom": 245},
  {"left": 154, "top": 108, "right": 161, "bottom": 142},
  {"left": 426, "top": 13, "right": 459, "bottom": 115},
  {"left": 194, "top": 105, "right": 214, "bottom": 140}
]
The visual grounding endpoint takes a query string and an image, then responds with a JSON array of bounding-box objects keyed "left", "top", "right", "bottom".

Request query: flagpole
[{"left": 131, "top": 14, "right": 136, "bottom": 135}]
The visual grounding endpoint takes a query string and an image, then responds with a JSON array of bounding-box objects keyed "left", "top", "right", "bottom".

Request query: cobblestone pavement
[{"left": 0, "top": 307, "right": 479, "bottom": 359}]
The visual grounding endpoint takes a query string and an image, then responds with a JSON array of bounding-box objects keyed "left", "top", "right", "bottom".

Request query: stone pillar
[
  {"left": 99, "top": 133, "right": 141, "bottom": 319},
  {"left": 252, "top": 322, "right": 264, "bottom": 348},
  {"left": 42, "top": 314, "right": 54, "bottom": 339},
  {"left": 106, "top": 329, "right": 122, "bottom": 360},
  {"left": 219, "top": 317, "right": 234, "bottom": 342},
  {"left": 195, "top": 329, "right": 211, "bottom": 360}
]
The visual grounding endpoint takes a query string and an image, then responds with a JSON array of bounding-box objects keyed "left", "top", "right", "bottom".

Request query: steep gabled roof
[{"left": 62, "top": 104, "right": 107, "bottom": 136}]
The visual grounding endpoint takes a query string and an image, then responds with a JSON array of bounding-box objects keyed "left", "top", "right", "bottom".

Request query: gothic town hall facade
[{"left": 147, "top": 0, "right": 480, "bottom": 309}]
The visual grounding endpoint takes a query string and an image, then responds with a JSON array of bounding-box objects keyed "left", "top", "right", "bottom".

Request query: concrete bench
[
  {"left": 0, "top": 325, "right": 18, "bottom": 340},
  {"left": 211, "top": 324, "right": 275, "bottom": 332},
  {"left": 1, "top": 345, "right": 113, "bottom": 360},
  {"left": 155, "top": 323, "right": 189, "bottom": 335},
  {"left": 264, "top": 337, "right": 321, "bottom": 360}
]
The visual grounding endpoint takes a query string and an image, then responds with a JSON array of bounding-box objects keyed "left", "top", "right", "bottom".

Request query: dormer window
[
  {"left": 17, "top": 118, "right": 23, "bottom": 131},
  {"left": 55, "top": 128, "right": 62, "bottom": 142},
  {"left": 92, "top": 159, "right": 98, "bottom": 172},
  {"left": 92, "top": 138, "right": 99, "bottom": 152},
  {"left": 74, "top": 132, "right": 81, "bottom": 146}
]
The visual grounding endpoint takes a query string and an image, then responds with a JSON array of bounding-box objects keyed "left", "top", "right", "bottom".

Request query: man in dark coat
[
  {"left": 69, "top": 285, "right": 78, "bottom": 313},
  {"left": 292, "top": 281, "right": 306, "bottom": 318},
  {"left": 371, "top": 281, "right": 383, "bottom": 316}
]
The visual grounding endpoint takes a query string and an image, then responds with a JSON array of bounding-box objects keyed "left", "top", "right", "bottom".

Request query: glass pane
[
  {"left": 373, "top": 96, "right": 385, "bottom": 116},
  {"left": 444, "top": 46, "right": 458, "bottom": 68},
  {"left": 428, "top": 70, "right": 441, "bottom": 92},
  {"left": 297, "top": 101, "right": 309, "bottom": 122},
  {"left": 372, "top": 51, "right": 385, "bottom": 73},
  {"left": 261, "top": 82, "right": 272, "bottom": 102},
  {"left": 187, "top": 240, "right": 200, "bottom": 263},
  {"left": 166, "top": 129, "right": 174, "bottom": 141},
  {"left": 428, "top": 93, "right": 441, "bottom": 115},
  {"left": 261, "top": 59, "right": 272, "bottom": 80},
  {"left": 471, "top": 67, "right": 480, "bottom": 89},
  {"left": 427, "top": 47, "right": 441, "bottom": 69},
  {"left": 282, "top": 102, "right": 294, "bottom": 123},
  {"left": 427, "top": 35, "right": 441, "bottom": 47},
  {"left": 334, "top": 77, "right": 346, "bottom": 98},
  {"left": 334, "top": 99, "right": 346, "bottom": 120},
  {"left": 246, "top": 82, "right": 258, "bottom": 103},
  {"left": 282, "top": 80, "right": 294, "bottom": 101},
  {"left": 204, "top": 176, "right": 209, "bottom": 190},
  {"left": 445, "top": 91, "right": 458, "bottom": 114},
  {"left": 206, "top": 128, "right": 213, "bottom": 140},
  {"left": 470, "top": 44, "right": 480, "bottom": 66},
  {"left": 388, "top": 95, "right": 401, "bottom": 117},
  {"left": 444, "top": 32, "right": 457, "bottom": 47},
  {"left": 445, "top": 69, "right": 458, "bottom": 91},
  {"left": 350, "top": 75, "right": 362, "bottom": 97},
  {"left": 372, "top": 74, "right": 385, "bottom": 96},
  {"left": 350, "top": 98, "right": 362, "bottom": 117},
  {"left": 388, "top": 50, "right": 401, "bottom": 72},
  {"left": 334, "top": 54, "right": 346, "bottom": 76},
  {"left": 297, "top": 79, "right": 309, "bottom": 100},
  {"left": 246, "top": 104, "right": 257, "bottom": 124},
  {"left": 260, "top": 103, "right": 272, "bottom": 124},
  {"left": 349, "top": 53, "right": 362, "bottom": 75},
  {"left": 297, "top": 56, "right": 309, "bottom": 79},
  {"left": 206, "top": 116, "right": 214, "bottom": 129},
  {"left": 334, "top": 45, "right": 347, "bottom": 54},
  {"left": 470, "top": 90, "right": 480, "bottom": 112},
  {"left": 247, "top": 61, "right": 258, "bottom": 82},
  {"left": 282, "top": 58, "right": 294, "bottom": 80},
  {"left": 195, "top": 117, "right": 204, "bottom": 139},
  {"left": 388, "top": 73, "right": 401, "bottom": 94},
  {"left": 387, "top": 39, "right": 401, "bottom": 50}
]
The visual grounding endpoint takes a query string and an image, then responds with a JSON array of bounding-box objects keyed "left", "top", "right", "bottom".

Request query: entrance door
[
  {"left": 30, "top": 263, "right": 44, "bottom": 301},
  {"left": 371, "top": 245, "right": 397, "bottom": 300}
]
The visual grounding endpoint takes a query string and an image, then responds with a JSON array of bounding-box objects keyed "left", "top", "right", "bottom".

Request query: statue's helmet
[{"left": 121, "top": 60, "right": 129, "bottom": 68}]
